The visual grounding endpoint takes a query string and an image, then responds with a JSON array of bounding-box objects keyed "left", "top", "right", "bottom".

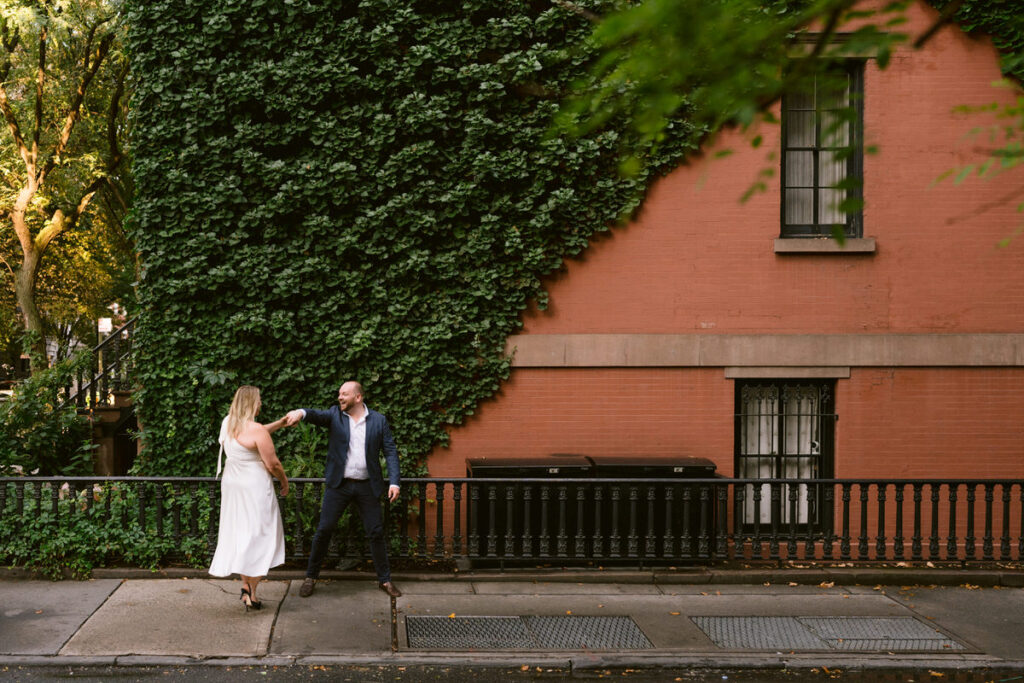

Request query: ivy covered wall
[
  {"left": 125, "top": 0, "right": 701, "bottom": 475},
  {"left": 126, "top": 0, "right": 1021, "bottom": 477}
]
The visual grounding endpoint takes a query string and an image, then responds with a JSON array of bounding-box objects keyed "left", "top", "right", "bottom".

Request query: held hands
[{"left": 283, "top": 410, "right": 304, "bottom": 427}]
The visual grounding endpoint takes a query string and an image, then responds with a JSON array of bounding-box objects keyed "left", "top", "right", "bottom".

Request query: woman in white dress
[{"left": 209, "top": 385, "right": 290, "bottom": 611}]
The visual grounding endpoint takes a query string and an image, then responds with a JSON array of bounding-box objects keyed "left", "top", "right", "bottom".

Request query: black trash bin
[
  {"left": 588, "top": 456, "right": 720, "bottom": 562},
  {"left": 466, "top": 455, "right": 592, "bottom": 563}
]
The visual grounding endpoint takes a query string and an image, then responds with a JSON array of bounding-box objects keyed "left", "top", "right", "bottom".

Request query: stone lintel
[{"left": 724, "top": 366, "right": 851, "bottom": 379}]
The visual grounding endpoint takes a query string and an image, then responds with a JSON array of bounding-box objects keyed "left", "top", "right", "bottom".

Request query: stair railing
[{"left": 62, "top": 316, "right": 138, "bottom": 410}]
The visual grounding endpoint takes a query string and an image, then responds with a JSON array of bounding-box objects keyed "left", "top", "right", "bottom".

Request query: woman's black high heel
[{"left": 241, "top": 586, "right": 262, "bottom": 611}]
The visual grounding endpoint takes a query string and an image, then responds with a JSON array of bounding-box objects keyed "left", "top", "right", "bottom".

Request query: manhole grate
[
  {"left": 691, "top": 616, "right": 966, "bottom": 652},
  {"left": 406, "top": 615, "right": 653, "bottom": 650}
]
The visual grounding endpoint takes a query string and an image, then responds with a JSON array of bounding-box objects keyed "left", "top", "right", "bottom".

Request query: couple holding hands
[{"left": 208, "top": 381, "right": 402, "bottom": 611}]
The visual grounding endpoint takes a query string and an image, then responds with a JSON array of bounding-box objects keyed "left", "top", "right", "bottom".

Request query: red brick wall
[
  {"left": 430, "top": 367, "right": 1024, "bottom": 479},
  {"left": 424, "top": 1, "right": 1024, "bottom": 478},
  {"left": 518, "top": 1, "right": 1024, "bottom": 336},
  {"left": 838, "top": 368, "right": 1024, "bottom": 479},
  {"left": 428, "top": 368, "right": 732, "bottom": 477}
]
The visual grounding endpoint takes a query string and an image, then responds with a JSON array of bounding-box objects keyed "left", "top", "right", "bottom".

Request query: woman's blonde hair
[{"left": 226, "top": 385, "right": 261, "bottom": 439}]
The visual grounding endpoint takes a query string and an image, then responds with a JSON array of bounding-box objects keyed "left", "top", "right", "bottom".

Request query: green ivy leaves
[{"left": 125, "top": 0, "right": 699, "bottom": 476}]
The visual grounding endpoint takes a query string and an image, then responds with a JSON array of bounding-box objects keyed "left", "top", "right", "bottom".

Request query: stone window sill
[{"left": 774, "top": 237, "right": 876, "bottom": 254}]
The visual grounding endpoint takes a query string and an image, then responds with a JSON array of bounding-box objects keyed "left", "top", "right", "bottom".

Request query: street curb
[
  {"left": 59, "top": 566, "right": 1024, "bottom": 587},
  {"left": 4, "top": 653, "right": 1024, "bottom": 672}
]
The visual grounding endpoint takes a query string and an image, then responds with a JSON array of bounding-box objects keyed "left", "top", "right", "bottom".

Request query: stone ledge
[
  {"left": 774, "top": 237, "right": 876, "bottom": 253},
  {"left": 506, "top": 333, "right": 1024, "bottom": 367}
]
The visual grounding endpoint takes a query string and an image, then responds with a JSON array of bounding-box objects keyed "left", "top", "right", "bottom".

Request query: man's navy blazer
[{"left": 301, "top": 405, "right": 400, "bottom": 497}]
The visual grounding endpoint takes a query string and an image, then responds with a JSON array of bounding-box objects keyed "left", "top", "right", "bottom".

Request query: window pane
[
  {"left": 785, "top": 111, "right": 816, "bottom": 148},
  {"left": 819, "top": 150, "right": 846, "bottom": 188},
  {"left": 818, "top": 188, "right": 844, "bottom": 224},
  {"left": 785, "top": 151, "right": 814, "bottom": 187},
  {"left": 820, "top": 110, "right": 849, "bottom": 147},
  {"left": 817, "top": 72, "right": 849, "bottom": 110},
  {"left": 785, "top": 188, "right": 813, "bottom": 225},
  {"left": 787, "top": 89, "right": 814, "bottom": 111}
]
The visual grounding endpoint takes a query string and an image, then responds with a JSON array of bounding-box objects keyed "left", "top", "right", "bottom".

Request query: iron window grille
[
  {"left": 735, "top": 380, "right": 836, "bottom": 534},
  {"left": 781, "top": 61, "right": 864, "bottom": 238}
]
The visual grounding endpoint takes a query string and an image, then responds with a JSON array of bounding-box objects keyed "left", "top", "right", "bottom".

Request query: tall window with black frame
[{"left": 781, "top": 61, "right": 864, "bottom": 238}]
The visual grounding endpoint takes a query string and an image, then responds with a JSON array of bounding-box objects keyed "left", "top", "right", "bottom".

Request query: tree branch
[
  {"left": 913, "top": 0, "right": 966, "bottom": 49},
  {"left": 0, "top": 88, "right": 31, "bottom": 172},
  {"left": 39, "top": 32, "right": 114, "bottom": 184},
  {"left": 106, "top": 60, "right": 129, "bottom": 172},
  {"left": 806, "top": 1, "right": 857, "bottom": 60},
  {"left": 1, "top": 15, "right": 19, "bottom": 53},
  {"left": 34, "top": 178, "right": 102, "bottom": 253},
  {"left": 33, "top": 26, "right": 46, "bottom": 163}
]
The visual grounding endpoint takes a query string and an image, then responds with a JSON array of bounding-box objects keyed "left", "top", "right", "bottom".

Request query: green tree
[
  {"left": 0, "top": 0, "right": 131, "bottom": 370},
  {"left": 558, "top": 0, "right": 1023, "bottom": 221}
]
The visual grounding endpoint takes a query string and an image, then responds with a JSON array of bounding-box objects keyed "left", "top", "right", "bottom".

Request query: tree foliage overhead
[
  {"left": 558, "top": 0, "right": 1024, "bottom": 209},
  {"left": 126, "top": 0, "right": 702, "bottom": 475},
  {"left": 0, "top": 0, "right": 131, "bottom": 369}
]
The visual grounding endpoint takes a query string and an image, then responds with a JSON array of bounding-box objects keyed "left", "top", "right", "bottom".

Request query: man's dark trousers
[{"left": 306, "top": 478, "right": 390, "bottom": 583}]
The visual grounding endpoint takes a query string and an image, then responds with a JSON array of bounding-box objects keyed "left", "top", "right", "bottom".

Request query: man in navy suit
[{"left": 284, "top": 381, "right": 402, "bottom": 598}]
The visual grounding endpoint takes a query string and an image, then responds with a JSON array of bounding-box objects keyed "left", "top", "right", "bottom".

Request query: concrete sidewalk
[{"left": 2, "top": 569, "right": 1023, "bottom": 676}]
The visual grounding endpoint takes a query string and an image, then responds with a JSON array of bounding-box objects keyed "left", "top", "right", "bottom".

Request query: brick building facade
[{"left": 425, "top": 1, "right": 1024, "bottom": 493}]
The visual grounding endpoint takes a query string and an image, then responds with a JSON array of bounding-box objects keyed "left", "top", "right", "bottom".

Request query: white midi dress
[{"left": 209, "top": 418, "right": 286, "bottom": 577}]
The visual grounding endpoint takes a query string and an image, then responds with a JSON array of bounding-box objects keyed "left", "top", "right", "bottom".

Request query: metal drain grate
[
  {"left": 692, "top": 617, "right": 825, "bottom": 650},
  {"left": 406, "top": 615, "right": 653, "bottom": 650},
  {"left": 691, "top": 616, "right": 966, "bottom": 652},
  {"left": 405, "top": 616, "right": 533, "bottom": 649},
  {"left": 800, "top": 616, "right": 966, "bottom": 652},
  {"left": 524, "top": 616, "right": 653, "bottom": 650}
]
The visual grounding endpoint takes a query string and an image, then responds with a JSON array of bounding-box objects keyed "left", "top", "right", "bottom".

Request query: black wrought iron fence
[{"left": 1, "top": 477, "right": 1021, "bottom": 570}]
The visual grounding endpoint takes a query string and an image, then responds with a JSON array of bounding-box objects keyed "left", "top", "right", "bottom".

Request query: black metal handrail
[
  {"left": 62, "top": 316, "right": 138, "bottom": 410},
  {"left": 2, "top": 476, "right": 1021, "bottom": 570}
]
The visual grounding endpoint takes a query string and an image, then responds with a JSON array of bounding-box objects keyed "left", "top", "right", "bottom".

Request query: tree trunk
[{"left": 13, "top": 244, "right": 48, "bottom": 370}]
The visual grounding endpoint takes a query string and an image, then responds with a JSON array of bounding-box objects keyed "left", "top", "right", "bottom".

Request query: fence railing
[
  {"left": 1, "top": 477, "right": 1021, "bottom": 569},
  {"left": 61, "top": 316, "right": 137, "bottom": 410}
]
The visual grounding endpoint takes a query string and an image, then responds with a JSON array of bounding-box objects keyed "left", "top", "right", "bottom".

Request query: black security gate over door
[{"left": 735, "top": 380, "right": 836, "bottom": 533}]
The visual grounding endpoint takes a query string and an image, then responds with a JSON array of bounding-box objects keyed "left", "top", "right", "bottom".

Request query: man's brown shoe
[
  {"left": 379, "top": 581, "right": 402, "bottom": 598},
  {"left": 299, "top": 578, "right": 315, "bottom": 598}
]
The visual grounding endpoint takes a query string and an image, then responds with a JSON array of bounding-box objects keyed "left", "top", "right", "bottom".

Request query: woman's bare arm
[
  {"left": 252, "top": 425, "right": 289, "bottom": 496},
  {"left": 264, "top": 417, "right": 288, "bottom": 435}
]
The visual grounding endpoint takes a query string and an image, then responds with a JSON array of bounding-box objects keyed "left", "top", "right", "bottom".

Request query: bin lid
[
  {"left": 589, "top": 455, "right": 717, "bottom": 475},
  {"left": 590, "top": 455, "right": 715, "bottom": 466},
  {"left": 466, "top": 454, "right": 591, "bottom": 476}
]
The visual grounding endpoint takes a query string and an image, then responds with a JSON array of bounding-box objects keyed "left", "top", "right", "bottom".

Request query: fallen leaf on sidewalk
[
  {"left": 669, "top": 611, "right": 680, "bottom": 616},
  {"left": 35, "top": 610, "right": 42, "bottom": 614},
  {"left": 819, "top": 581, "right": 834, "bottom": 588},
  {"left": 788, "top": 582, "right": 798, "bottom": 587},
  {"left": 448, "top": 613, "right": 456, "bottom": 618},
  {"left": 928, "top": 671, "right": 945, "bottom": 677}
]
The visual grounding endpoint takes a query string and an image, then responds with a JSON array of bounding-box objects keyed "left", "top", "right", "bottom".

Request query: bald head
[{"left": 337, "top": 381, "right": 365, "bottom": 414}]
